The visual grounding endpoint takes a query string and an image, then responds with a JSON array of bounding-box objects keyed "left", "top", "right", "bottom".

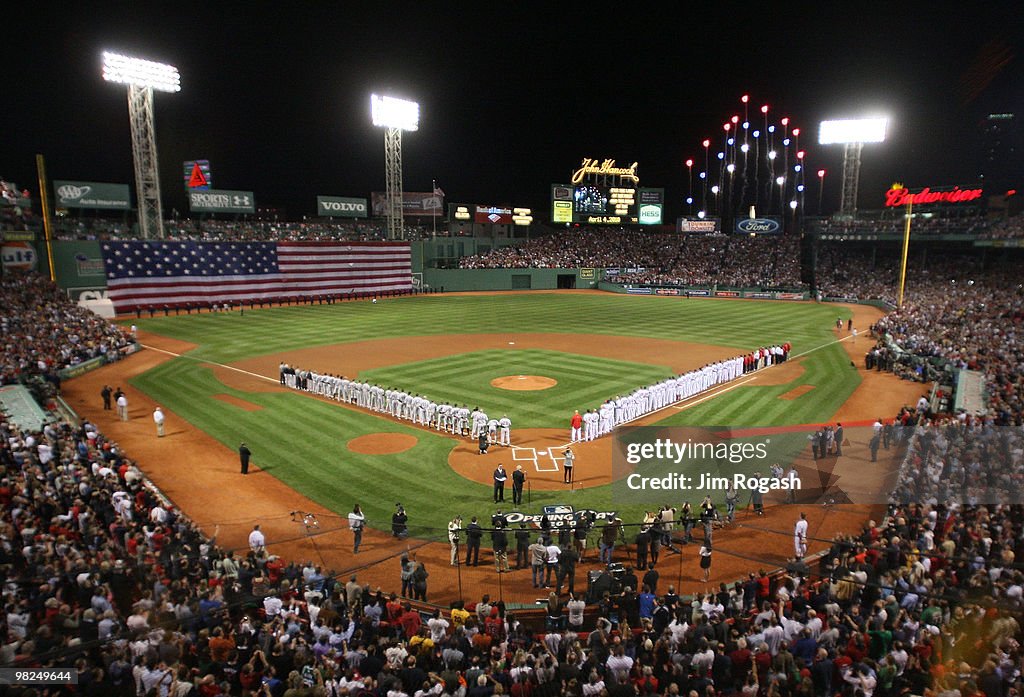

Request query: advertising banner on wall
[
  {"left": 734, "top": 217, "right": 782, "bottom": 234},
  {"left": 188, "top": 189, "right": 256, "bottom": 214},
  {"left": 552, "top": 200, "right": 573, "bottom": 223},
  {"left": 474, "top": 205, "right": 513, "bottom": 224},
  {"left": 638, "top": 188, "right": 664, "bottom": 225},
  {"left": 677, "top": 217, "right": 720, "bottom": 234},
  {"left": 1, "top": 241, "right": 38, "bottom": 271},
  {"left": 317, "top": 196, "right": 369, "bottom": 217},
  {"left": 53, "top": 181, "right": 131, "bottom": 210},
  {"left": 371, "top": 192, "right": 444, "bottom": 217}
]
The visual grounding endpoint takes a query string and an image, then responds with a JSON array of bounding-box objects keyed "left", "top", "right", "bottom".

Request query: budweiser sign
[{"left": 884, "top": 184, "right": 983, "bottom": 207}]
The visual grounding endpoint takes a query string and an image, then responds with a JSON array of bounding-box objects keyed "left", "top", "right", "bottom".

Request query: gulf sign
[{"left": 2, "top": 241, "right": 38, "bottom": 271}]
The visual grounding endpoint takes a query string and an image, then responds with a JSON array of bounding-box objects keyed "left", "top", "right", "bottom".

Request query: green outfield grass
[
  {"left": 127, "top": 293, "right": 856, "bottom": 537},
  {"left": 128, "top": 293, "right": 844, "bottom": 363}
]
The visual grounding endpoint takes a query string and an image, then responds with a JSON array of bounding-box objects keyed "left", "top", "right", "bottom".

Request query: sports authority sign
[
  {"left": 188, "top": 189, "right": 256, "bottom": 214},
  {"left": 53, "top": 181, "right": 131, "bottom": 210},
  {"left": 317, "top": 196, "right": 368, "bottom": 218}
]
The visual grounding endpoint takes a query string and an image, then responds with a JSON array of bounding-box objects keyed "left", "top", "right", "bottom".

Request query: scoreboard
[{"left": 551, "top": 184, "right": 663, "bottom": 225}]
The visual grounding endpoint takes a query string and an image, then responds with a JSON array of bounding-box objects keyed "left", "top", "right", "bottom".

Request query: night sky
[{"left": 4, "top": 2, "right": 1021, "bottom": 221}]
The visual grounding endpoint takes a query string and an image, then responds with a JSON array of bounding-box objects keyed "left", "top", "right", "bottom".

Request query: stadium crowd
[
  {"left": 2, "top": 390, "right": 1023, "bottom": 697},
  {"left": 809, "top": 211, "right": 989, "bottom": 238},
  {"left": 1, "top": 252, "right": 1023, "bottom": 697},
  {"left": 0, "top": 275, "right": 134, "bottom": 388},
  {"left": 1, "top": 178, "right": 34, "bottom": 231},
  {"left": 978, "top": 213, "right": 1024, "bottom": 240},
  {"left": 459, "top": 231, "right": 804, "bottom": 289},
  {"left": 45, "top": 218, "right": 445, "bottom": 243}
]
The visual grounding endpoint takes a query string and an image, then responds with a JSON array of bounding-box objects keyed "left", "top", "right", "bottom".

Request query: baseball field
[{"left": 62, "top": 290, "right": 923, "bottom": 602}]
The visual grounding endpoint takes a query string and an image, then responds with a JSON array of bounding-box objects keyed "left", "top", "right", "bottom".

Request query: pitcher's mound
[
  {"left": 491, "top": 375, "right": 557, "bottom": 391},
  {"left": 347, "top": 433, "right": 418, "bottom": 455}
]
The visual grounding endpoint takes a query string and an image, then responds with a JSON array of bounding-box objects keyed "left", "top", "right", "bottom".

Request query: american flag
[{"left": 101, "top": 240, "right": 412, "bottom": 310}]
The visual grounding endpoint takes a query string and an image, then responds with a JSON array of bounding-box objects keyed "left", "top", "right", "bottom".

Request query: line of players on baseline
[
  {"left": 568, "top": 344, "right": 791, "bottom": 441},
  {"left": 279, "top": 363, "right": 512, "bottom": 443},
  {"left": 446, "top": 498, "right": 725, "bottom": 577}
]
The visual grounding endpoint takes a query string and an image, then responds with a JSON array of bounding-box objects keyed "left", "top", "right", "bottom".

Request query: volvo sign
[
  {"left": 735, "top": 217, "right": 782, "bottom": 234},
  {"left": 317, "top": 196, "right": 368, "bottom": 217}
]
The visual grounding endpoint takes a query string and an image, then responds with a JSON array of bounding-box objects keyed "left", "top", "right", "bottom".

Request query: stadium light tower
[
  {"left": 818, "top": 117, "right": 887, "bottom": 219},
  {"left": 371, "top": 94, "right": 419, "bottom": 240},
  {"left": 102, "top": 51, "right": 180, "bottom": 239}
]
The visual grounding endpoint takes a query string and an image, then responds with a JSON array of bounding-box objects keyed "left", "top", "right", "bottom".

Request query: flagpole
[{"left": 432, "top": 179, "right": 437, "bottom": 240}]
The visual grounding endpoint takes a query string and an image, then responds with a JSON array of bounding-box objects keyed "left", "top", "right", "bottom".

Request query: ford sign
[{"left": 735, "top": 218, "right": 781, "bottom": 234}]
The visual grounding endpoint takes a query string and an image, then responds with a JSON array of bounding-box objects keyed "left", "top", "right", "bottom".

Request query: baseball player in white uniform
[
  {"left": 498, "top": 415, "right": 512, "bottom": 446},
  {"left": 794, "top": 512, "right": 808, "bottom": 559}
]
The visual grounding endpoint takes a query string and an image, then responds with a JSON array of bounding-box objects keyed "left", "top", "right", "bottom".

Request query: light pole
[
  {"left": 818, "top": 117, "right": 888, "bottom": 219},
  {"left": 371, "top": 94, "right": 419, "bottom": 240},
  {"left": 102, "top": 51, "right": 180, "bottom": 239}
]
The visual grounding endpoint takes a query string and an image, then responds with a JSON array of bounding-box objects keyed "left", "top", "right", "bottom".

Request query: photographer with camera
[
  {"left": 658, "top": 505, "right": 681, "bottom": 555},
  {"left": 448, "top": 515, "right": 462, "bottom": 566},
  {"left": 680, "top": 501, "right": 695, "bottom": 543},
  {"left": 574, "top": 511, "right": 595, "bottom": 561},
  {"left": 700, "top": 495, "right": 718, "bottom": 543},
  {"left": 392, "top": 503, "right": 409, "bottom": 539},
  {"left": 491, "top": 512, "right": 510, "bottom": 572}
]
